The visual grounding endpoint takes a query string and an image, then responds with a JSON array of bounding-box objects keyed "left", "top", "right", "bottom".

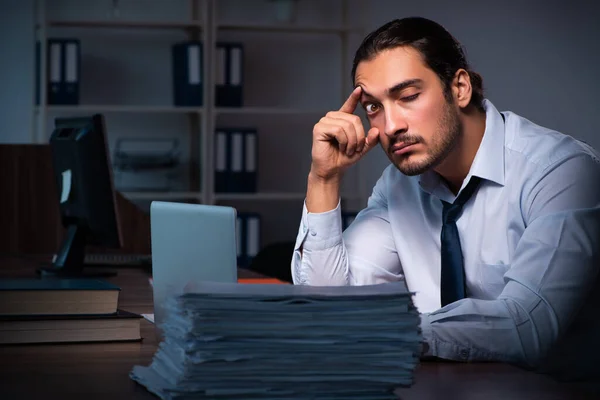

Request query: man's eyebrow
[{"left": 359, "top": 79, "right": 423, "bottom": 101}]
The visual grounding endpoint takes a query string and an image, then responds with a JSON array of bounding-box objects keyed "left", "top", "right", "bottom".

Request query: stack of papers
[{"left": 130, "top": 281, "right": 422, "bottom": 399}]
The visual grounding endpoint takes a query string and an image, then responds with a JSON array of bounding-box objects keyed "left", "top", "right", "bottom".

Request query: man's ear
[{"left": 452, "top": 69, "right": 472, "bottom": 109}]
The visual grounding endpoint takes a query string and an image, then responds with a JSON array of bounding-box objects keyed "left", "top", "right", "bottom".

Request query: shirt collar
[{"left": 419, "top": 99, "right": 506, "bottom": 198}]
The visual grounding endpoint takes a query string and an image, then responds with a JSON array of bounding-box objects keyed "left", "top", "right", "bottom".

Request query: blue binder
[
  {"left": 36, "top": 38, "right": 80, "bottom": 105},
  {"left": 236, "top": 212, "right": 261, "bottom": 268},
  {"left": 229, "top": 130, "right": 245, "bottom": 192},
  {"left": 242, "top": 128, "right": 258, "bottom": 193},
  {"left": 214, "top": 130, "right": 229, "bottom": 193},
  {"left": 172, "top": 41, "right": 203, "bottom": 106},
  {"left": 214, "top": 128, "right": 258, "bottom": 193},
  {"left": 61, "top": 39, "right": 80, "bottom": 105},
  {"left": 215, "top": 42, "right": 244, "bottom": 107}
]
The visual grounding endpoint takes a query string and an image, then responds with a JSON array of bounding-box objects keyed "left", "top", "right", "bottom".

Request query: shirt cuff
[
  {"left": 420, "top": 313, "right": 434, "bottom": 357},
  {"left": 419, "top": 312, "right": 473, "bottom": 362},
  {"left": 294, "top": 200, "right": 343, "bottom": 252}
]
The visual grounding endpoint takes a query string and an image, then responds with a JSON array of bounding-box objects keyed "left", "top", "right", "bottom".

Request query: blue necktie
[{"left": 440, "top": 176, "right": 481, "bottom": 307}]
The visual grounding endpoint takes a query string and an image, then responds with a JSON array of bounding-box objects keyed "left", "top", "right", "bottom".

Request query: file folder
[
  {"left": 214, "top": 130, "right": 229, "bottom": 193},
  {"left": 37, "top": 38, "right": 81, "bottom": 105},
  {"left": 214, "top": 128, "right": 258, "bottom": 193},
  {"left": 62, "top": 39, "right": 80, "bottom": 104},
  {"left": 230, "top": 130, "right": 245, "bottom": 191},
  {"left": 243, "top": 129, "right": 258, "bottom": 193},
  {"left": 236, "top": 212, "right": 261, "bottom": 268},
  {"left": 47, "top": 39, "right": 63, "bottom": 104},
  {"left": 172, "top": 41, "right": 203, "bottom": 106},
  {"left": 215, "top": 42, "right": 244, "bottom": 107}
]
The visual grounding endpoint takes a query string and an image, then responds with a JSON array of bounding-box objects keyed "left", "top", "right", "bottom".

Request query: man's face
[{"left": 354, "top": 46, "right": 462, "bottom": 176}]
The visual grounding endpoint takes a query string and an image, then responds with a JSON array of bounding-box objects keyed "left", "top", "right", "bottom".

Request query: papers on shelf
[{"left": 141, "top": 313, "right": 154, "bottom": 324}]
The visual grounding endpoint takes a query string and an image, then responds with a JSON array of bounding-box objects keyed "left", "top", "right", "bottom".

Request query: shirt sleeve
[
  {"left": 291, "top": 174, "right": 404, "bottom": 286},
  {"left": 420, "top": 153, "right": 600, "bottom": 368}
]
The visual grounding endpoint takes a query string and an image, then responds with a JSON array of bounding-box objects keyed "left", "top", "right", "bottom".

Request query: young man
[{"left": 291, "top": 17, "right": 600, "bottom": 380}]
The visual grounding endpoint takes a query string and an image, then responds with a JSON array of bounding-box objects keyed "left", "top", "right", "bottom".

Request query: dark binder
[
  {"left": 236, "top": 212, "right": 261, "bottom": 268},
  {"left": 214, "top": 128, "right": 257, "bottom": 193},
  {"left": 228, "top": 130, "right": 245, "bottom": 192},
  {"left": 61, "top": 39, "right": 80, "bottom": 105},
  {"left": 39, "top": 38, "right": 80, "bottom": 105},
  {"left": 214, "top": 129, "right": 229, "bottom": 193},
  {"left": 242, "top": 128, "right": 258, "bottom": 193},
  {"left": 172, "top": 41, "right": 203, "bottom": 106},
  {"left": 215, "top": 42, "right": 244, "bottom": 107}
]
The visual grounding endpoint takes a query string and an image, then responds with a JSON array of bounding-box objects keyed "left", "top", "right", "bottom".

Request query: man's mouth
[{"left": 391, "top": 142, "right": 419, "bottom": 155}]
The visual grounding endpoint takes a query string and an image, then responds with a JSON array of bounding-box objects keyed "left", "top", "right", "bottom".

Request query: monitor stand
[{"left": 36, "top": 225, "right": 117, "bottom": 278}]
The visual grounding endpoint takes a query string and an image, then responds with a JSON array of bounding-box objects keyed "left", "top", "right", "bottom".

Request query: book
[
  {"left": 0, "top": 309, "right": 142, "bottom": 344},
  {"left": 0, "top": 278, "right": 120, "bottom": 316}
]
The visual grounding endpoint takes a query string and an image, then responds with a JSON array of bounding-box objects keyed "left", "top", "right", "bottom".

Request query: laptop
[{"left": 150, "top": 201, "right": 238, "bottom": 329}]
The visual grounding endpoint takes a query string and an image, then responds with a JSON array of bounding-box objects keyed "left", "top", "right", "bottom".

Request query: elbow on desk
[{"left": 502, "top": 297, "right": 563, "bottom": 370}]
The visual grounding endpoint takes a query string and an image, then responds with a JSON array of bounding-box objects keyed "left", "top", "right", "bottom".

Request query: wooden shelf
[
  {"left": 121, "top": 191, "right": 202, "bottom": 201},
  {"left": 42, "top": 20, "right": 203, "bottom": 30},
  {"left": 37, "top": 105, "right": 204, "bottom": 114},
  {"left": 215, "top": 107, "right": 327, "bottom": 115},
  {"left": 215, "top": 192, "right": 306, "bottom": 201},
  {"left": 214, "top": 192, "right": 362, "bottom": 201},
  {"left": 216, "top": 23, "right": 360, "bottom": 35}
]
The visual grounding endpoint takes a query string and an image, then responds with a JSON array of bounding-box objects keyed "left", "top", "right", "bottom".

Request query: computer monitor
[{"left": 37, "top": 114, "right": 123, "bottom": 278}]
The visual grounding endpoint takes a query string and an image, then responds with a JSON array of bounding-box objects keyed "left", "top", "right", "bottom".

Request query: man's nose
[{"left": 384, "top": 107, "right": 408, "bottom": 137}]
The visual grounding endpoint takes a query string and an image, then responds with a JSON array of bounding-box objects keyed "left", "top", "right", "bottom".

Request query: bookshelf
[{"left": 32, "top": 0, "right": 367, "bottom": 250}]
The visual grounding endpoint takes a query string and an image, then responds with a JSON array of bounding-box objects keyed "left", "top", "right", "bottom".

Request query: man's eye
[
  {"left": 401, "top": 93, "right": 420, "bottom": 102},
  {"left": 365, "top": 103, "right": 379, "bottom": 113}
]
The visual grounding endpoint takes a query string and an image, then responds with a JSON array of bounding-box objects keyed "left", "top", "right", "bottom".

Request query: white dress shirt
[{"left": 291, "top": 99, "right": 600, "bottom": 380}]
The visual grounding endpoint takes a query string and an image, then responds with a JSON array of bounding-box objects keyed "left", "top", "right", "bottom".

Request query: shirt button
[
  {"left": 302, "top": 224, "right": 307, "bottom": 233},
  {"left": 460, "top": 349, "right": 469, "bottom": 360},
  {"left": 310, "top": 230, "right": 317, "bottom": 237}
]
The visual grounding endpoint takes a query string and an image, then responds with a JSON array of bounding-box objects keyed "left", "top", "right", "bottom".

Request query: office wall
[{"left": 0, "top": 0, "right": 35, "bottom": 143}]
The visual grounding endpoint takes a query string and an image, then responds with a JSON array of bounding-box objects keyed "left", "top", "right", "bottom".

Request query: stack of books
[
  {"left": 0, "top": 278, "right": 142, "bottom": 344},
  {"left": 130, "top": 281, "right": 422, "bottom": 399}
]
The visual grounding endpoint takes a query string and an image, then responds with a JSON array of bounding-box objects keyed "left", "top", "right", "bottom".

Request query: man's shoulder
[{"left": 503, "top": 111, "right": 599, "bottom": 171}]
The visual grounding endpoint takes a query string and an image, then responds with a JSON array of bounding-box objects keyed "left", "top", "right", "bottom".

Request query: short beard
[{"left": 394, "top": 99, "right": 462, "bottom": 176}]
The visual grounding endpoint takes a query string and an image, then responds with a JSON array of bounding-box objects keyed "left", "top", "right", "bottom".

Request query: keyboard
[{"left": 84, "top": 253, "right": 152, "bottom": 267}]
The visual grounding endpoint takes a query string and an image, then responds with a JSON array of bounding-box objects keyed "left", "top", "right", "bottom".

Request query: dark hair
[{"left": 351, "top": 17, "right": 485, "bottom": 113}]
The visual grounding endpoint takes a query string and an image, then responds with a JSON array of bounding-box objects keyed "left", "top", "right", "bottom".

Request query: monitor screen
[{"left": 38, "top": 114, "right": 123, "bottom": 278}]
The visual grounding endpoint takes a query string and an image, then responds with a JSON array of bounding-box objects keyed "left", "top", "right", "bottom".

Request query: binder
[
  {"left": 214, "top": 128, "right": 258, "bottom": 193},
  {"left": 37, "top": 38, "right": 81, "bottom": 105},
  {"left": 172, "top": 41, "right": 203, "bottom": 106},
  {"left": 230, "top": 130, "right": 245, "bottom": 191},
  {"left": 243, "top": 129, "right": 258, "bottom": 193},
  {"left": 236, "top": 212, "right": 261, "bottom": 268},
  {"left": 215, "top": 42, "right": 244, "bottom": 107},
  {"left": 214, "top": 130, "right": 229, "bottom": 193},
  {"left": 47, "top": 39, "right": 63, "bottom": 104},
  {"left": 62, "top": 39, "right": 80, "bottom": 105}
]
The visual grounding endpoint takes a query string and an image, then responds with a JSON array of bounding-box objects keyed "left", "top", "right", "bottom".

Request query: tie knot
[
  {"left": 442, "top": 202, "right": 463, "bottom": 223},
  {"left": 441, "top": 177, "right": 481, "bottom": 224}
]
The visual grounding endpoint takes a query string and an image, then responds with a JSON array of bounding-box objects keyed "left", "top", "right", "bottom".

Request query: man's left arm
[{"left": 421, "top": 153, "right": 600, "bottom": 367}]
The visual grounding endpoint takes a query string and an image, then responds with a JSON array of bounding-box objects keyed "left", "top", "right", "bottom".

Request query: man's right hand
[
  {"left": 309, "top": 86, "right": 380, "bottom": 183},
  {"left": 305, "top": 86, "right": 380, "bottom": 214}
]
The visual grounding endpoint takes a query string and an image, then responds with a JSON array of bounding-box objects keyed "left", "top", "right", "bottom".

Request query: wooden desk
[{"left": 0, "top": 256, "right": 597, "bottom": 400}]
